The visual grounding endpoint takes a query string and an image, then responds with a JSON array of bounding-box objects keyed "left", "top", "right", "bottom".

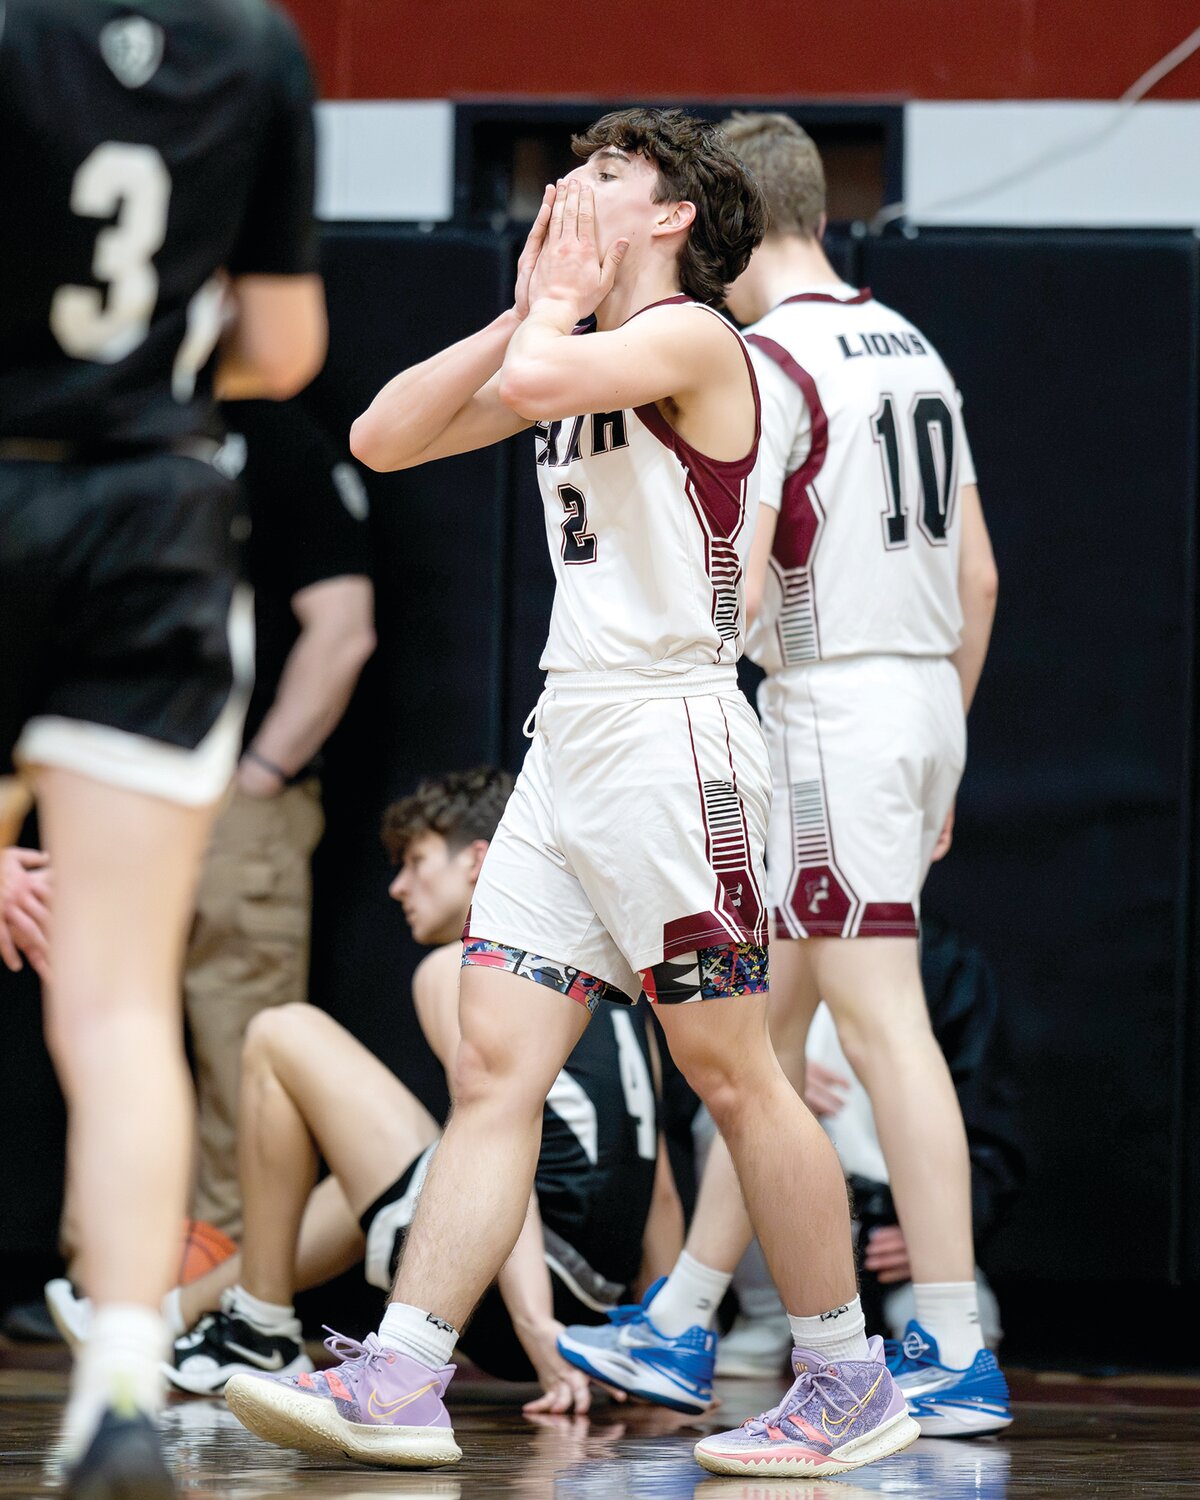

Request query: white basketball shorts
[
  {"left": 759, "top": 655, "right": 965, "bottom": 941},
  {"left": 465, "top": 666, "right": 771, "bottom": 1006}
]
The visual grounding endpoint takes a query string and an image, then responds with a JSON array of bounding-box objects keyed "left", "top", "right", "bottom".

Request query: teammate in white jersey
[
  {"left": 635, "top": 113, "right": 1007, "bottom": 1439},
  {"left": 223, "top": 108, "right": 919, "bottom": 1480}
]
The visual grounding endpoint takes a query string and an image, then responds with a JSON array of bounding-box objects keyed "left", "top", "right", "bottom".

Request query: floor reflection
[{"left": 1, "top": 1363, "right": 1198, "bottom": 1497}]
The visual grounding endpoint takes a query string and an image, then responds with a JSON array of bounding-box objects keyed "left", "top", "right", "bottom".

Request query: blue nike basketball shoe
[
  {"left": 886, "top": 1320, "right": 1013, "bottom": 1436},
  {"left": 556, "top": 1280, "right": 715, "bottom": 1414}
]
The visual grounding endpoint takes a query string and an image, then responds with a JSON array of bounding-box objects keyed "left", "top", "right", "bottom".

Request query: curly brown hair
[
  {"left": 571, "top": 108, "right": 767, "bottom": 305},
  {"left": 719, "top": 113, "right": 826, "bottom": 240},
  {"left": 381, "top": 767, "right": 514, "bottom": 865}
]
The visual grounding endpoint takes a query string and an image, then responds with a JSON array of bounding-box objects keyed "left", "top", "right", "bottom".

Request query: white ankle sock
[
  {"left": 912, "top": 1280, "right": 984, "bottom": 1369},
  {"left": 63, "top": 1304, "right": 168, "bottom": 1461},
  {"left": 160, "top": 1287, "right": 185, "bottom": 1340},
  {"left": 226, "top": 1283, "right": 298, "bottom": 1335},
  {"left": 647, "top": 1252, "right": 732, "bottom": 1336},
  {"left": 788, "top": 1295, "right": 869, "bottom": 1364},
  {"left": 378, "top": 1301, "right": 458, "bottom": 1369}
]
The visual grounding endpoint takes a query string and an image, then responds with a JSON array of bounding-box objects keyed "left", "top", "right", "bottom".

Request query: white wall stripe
[
  {"left": 316, "top": 100, "right": 454, "bottom": 222},
  {"left": 904, "top": 101, "right": 1200, "bottom": 228}
]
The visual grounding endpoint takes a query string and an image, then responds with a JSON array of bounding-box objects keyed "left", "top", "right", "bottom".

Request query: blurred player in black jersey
[{"left": 0, "top": 3, "right": 326, "bottom": 1494}]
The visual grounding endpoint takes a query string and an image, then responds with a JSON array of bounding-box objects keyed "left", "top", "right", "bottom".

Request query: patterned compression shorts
[{"left": 462, "top": 938, "right": 769, "bottom": 1010}]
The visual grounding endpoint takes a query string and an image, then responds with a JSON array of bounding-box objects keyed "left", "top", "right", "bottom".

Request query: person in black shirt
[
  {"left": 185, "top": 400, "right": 374, "bottom": 1238},
  {"left": 0, "top": 4, "right": 326, "bottom": 1495}
]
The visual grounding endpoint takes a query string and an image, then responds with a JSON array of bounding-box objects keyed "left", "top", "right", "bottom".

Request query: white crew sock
[
  {"left": 378, "top": 1301, "right": 459, "bottom": 1369},
  {"left": 225, "top": 1283, "right": 299, "bottom": 1335},
  {"left": 788, "top": 1295, "right": 870, "bottom": 1364},
  {"left": 912, "top": 1280, "right": 984, "bottom": 1369},
  {"left": 62, "top": 1304, "right": 168, "bottom": 1462},
  {"left": 647, "top": 1252, "right": 733, "bottom": 1336}
]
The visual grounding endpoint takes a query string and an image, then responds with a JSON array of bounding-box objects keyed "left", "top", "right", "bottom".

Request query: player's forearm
[
  {"left": 351, "top": 309, "right": 522, "bottom": 470},
  {"left": 634, "top": 1137, "right": 686, "bottom": 1296},
  {"left": 245, "top": 617, "right": 374, "bottom": 781},
  {"left": 497, "top": 1191, "right": 556, "bottom": 1333},
  {"left": 216, "top": 275, "right": 328, "bottom": 401},
  {"left": 952, "top": 568, "right": 998, "bottom": 714},
  {"left": 497, "top": 299, "right": 578, "bottom": 417}
]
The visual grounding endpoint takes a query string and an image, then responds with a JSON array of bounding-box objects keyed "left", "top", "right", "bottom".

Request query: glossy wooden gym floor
[{"left": 2, "top": 1354, "right": 1198, "bottom": 1498}]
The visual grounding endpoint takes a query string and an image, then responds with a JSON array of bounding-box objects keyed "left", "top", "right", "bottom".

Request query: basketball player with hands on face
[
  {"left": 0, "top": 3, "right": 325, "bottom": 1495},
  {"left": 598, "top": 112, "right": 1009, "bottom": 1439},
  {"left": 224, "top": 107, "right": 919, "bottom": 1480}
]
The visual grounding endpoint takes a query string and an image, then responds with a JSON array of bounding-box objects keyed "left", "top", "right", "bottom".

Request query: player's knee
[
  {"left": 242, "top": 1000, "right": 314, "bottom": 1070},
  {"left": 834, "top": 995, "right": 931, "bottom": 1078},
  {"left": 675, "top": 1046, "right": 755, "bottom": 1130},
  {"left": 452, "top": 1033, "right": 542, "bottom": 1119}
]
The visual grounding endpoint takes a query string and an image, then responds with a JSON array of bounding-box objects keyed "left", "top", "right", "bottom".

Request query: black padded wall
[
  {"left": 4, "top": 223, "right": 1200, "bottom": 1334},
  {"left": 860, "top": 231, "right": 1200, "bottom": 1285},
  {"left": 303, "top": 228, "right": 513, "bottom": 1109}
]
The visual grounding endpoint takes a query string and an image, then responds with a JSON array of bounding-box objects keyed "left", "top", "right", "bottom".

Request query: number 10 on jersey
[{"left": 871, "top": 393, "right": 957, "bottom": 550}]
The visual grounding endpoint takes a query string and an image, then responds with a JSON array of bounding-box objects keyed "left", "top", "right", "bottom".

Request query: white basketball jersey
[
  {"left": 536, "top": 297, "right": 761, "bottom": 674},
  {"left": 743, "top": 283, "right": 976, "bottom": 674}
]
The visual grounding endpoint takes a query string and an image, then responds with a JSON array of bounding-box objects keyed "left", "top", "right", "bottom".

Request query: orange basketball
[{"left": 177, "top": 1219, "right": 237, "bottom": 1285}]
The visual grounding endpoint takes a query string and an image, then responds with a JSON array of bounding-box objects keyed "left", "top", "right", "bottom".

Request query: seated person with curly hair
[{"left": 52, "top": 768, "right": 680, "bottom": 1415}]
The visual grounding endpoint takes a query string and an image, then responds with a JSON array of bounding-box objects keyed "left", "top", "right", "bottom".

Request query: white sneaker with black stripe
[{"left": 169, "top": 1299, "right": 311, "bottom": 1395}]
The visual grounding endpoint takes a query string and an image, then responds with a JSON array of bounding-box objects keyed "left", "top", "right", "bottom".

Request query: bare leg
[
  {"left": 656, "top": 992, "right": 854, "bottom": 1317},
  {"left": 237, "top": 1001, "right": 442, "bottom": 1306},
  {"left": 37, "top": 767, "right": 213, "bottom": 1310},
  {"left": 680, "top": 941, "right": 823, "bottom": 1276},
  {"left": 178, "top": 1176, "right": 367, "bottom": 1330},
  {"left": 391, "top": 967, "right": 590, "bottom": 1328},
  {"left": 808, "top": 936, "right": 974, "bottom": 1284}
]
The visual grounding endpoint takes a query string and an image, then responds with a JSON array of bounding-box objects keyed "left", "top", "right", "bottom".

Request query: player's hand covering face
[
  {"left": 528, "top": 176, "right": 629, "bottom": 323},
  {"left": 514, "top": 184, "right": 556, "bottom": 321}
]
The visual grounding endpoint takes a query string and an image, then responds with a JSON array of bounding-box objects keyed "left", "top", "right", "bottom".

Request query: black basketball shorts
[{"left": 0, "top": 449, "right": 249, "bottom": 804}]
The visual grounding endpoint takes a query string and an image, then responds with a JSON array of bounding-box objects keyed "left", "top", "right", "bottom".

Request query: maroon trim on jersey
[
  {"left": 661, "top": 911, "right": 752, "bottom": 962},
  {"left": 747, "top": 333, "right": 829, "bottom": 573},
  {"left": 630, "top": 300, "right": 761, "bottom": 535},
  {"left": 783, "top": 862, "right": 855, "bottom": 937},
  {"left": 717, "top": 696, "right": 769, "bottom": 947},
  {"left": 858, "top": 902, "right": 919, "bottom": 938},
  {"left": 623, "top": 293, "right": 692, "bottom": 321},
  {"left": 777, "top": 287, "right": 873, "bottom": 307},
  {"left": 662, "top": 700, "right": 767, "bottom": 962}
]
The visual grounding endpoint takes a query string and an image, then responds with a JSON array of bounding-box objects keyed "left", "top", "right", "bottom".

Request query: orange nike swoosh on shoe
[
  {"left": 367, "top": 1381, "right": 438, "bottom": 1419},
  {"left": 821, "top": 1371, "right": 883, "bottom": 1436}
]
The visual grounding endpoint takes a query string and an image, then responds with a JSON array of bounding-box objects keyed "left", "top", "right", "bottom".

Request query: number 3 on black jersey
[
  {"left": 558, "top": 482, "right": 598, "bottom": 565},
  {"left": 871, "top": 393, "right": 957, "bottom": 549},
  {"left": 49, "top": 141, "right": 223, "bottom": 400}
]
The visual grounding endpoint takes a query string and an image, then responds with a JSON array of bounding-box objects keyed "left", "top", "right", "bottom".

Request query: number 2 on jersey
[
  {"left": 871, "top": 393, "right": 956, "bottom": 549},
  {"left": 558, "top": 482, "right": 598, "bottom": 565}
]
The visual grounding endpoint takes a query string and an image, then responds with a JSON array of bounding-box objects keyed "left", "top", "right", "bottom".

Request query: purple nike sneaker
[
  {"left": 694, "top": 1335, "right": 919, "bottom": 1477},
  {"left": 224, "top": 1329, "right": 460, "bottom": 1468}
]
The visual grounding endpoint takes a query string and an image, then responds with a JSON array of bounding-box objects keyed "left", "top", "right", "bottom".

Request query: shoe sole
[
  {"left": 912, "top": 1406, "right": 1014, "bottom": 1437},
  {"left": 224, "top": 1375, "right": 462, "bottom": 1467},
  {"left": 556, "top": 1334, "right": 711, "bottom": 1415},
  {"left": 167, "top": 1353, "right": 313, "bottom": 1396},
  {"left": 694, "top": 1408, "right": 920, "bottom": 1477}
]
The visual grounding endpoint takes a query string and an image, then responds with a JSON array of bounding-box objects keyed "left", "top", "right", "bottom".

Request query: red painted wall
[{"left": 278, "top": 0, "right": 1200, "bottom": 102}]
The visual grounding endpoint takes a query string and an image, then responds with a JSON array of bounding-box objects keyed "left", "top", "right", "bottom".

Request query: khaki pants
[{"left": 184, "top": 778, "right": 324, "bottom": 1236}]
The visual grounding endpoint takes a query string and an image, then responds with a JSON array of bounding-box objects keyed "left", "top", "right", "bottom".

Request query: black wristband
[{"left": 244, "top": 748, "right": 289, "bottom": 783}]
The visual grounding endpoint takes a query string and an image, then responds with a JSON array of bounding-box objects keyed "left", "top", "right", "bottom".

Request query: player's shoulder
[{"left": 630, "top": 297, "right": 744, "bottom": 345}]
